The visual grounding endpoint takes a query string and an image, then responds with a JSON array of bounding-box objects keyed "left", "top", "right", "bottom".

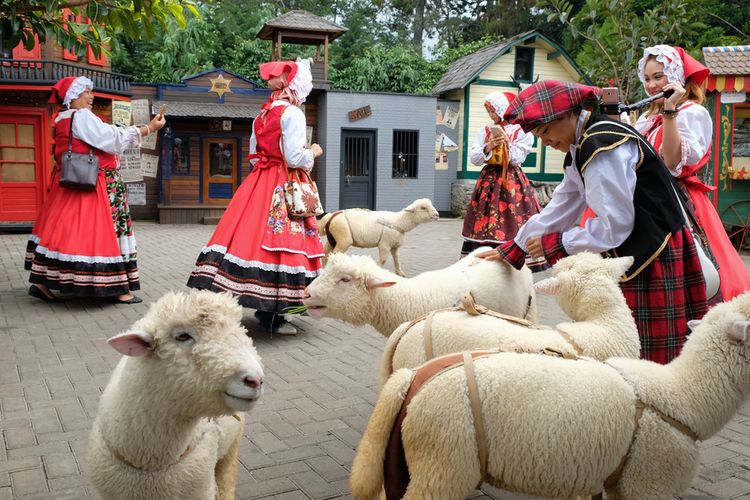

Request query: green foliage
[
  {"left": 2, "top": 0, "right": 200, "bottom": 58},
  {"left": 141, "top": 14, "right": 216, "bottom": 82}
]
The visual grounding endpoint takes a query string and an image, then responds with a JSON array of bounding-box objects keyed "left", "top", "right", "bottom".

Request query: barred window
[{"left": 392, "top": 130, "right": 418, "bottom": 178}]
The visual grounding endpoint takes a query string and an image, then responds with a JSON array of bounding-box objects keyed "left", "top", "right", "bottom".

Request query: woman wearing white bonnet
[
  {"left": 25, "top": 75, "right": 165, "bottom": 304},
  {"left": 460, "top": 90, "right": 545, "bottom": 270},
  {"left": 635, "top": 45, "right": 750, "bottom": 300},
  {"left": 187, "top": 59, "right": 324, "bottom": 335}
]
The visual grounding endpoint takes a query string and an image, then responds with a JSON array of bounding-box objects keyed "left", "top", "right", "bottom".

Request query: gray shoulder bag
[{"left": 58, "top": 111, "right": 99, "bottom": 190}]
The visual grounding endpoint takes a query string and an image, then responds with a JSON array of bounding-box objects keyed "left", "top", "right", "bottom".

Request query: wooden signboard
[{"left": 348, "top": 105, "right": 372, "bottom": 122}]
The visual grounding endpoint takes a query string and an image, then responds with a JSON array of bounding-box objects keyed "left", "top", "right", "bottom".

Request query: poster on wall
[
  {"left": 435, "top": 151, "right": 449, "bottom": 170},
  {"left": 112, "top": 101, "right": 132, "bottom": 127},
  {"left": 126, "top": 182, "right": 146, "bottom": 205},
  {"left": 306, "top": 126, "right": 313, "bottom": 146},
  {"left": 120, "top": 148, "right": 143, "bottom": 183},
  {"left": 141, "top": 153, "right": 159, "bottom": 178},
  {"left": 435, "top": 106, "right": 444, "bottom": 125},
  {"left": 442, "top": 135, "right": 458, "bottom": 152},
  {"left": 435, "top": 132, "right": 444, "bottom": 152},
  {"left": 442, "top": 106, "right": 459, "bottom": 129},
  {"left": 131, "top": 99, "right": 158, "bottom": 150}
]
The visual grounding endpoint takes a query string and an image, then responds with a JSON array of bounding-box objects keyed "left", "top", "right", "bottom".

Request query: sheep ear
[
  {"left": 108, "top": 330, "right": 154, "bottom": 357},
  {"left": 727, "top": 320, "right": 750, "bottom": 343},
  {"left": 534, "top": 277, "right": 561, "bottom": 295},
  {"left": 608, "top": 256, "right": 634, "bottom": 278},
  {"left": 365, "top": 276, "right": 397, "bottom": 290},
  {"left": 687, "top": 319, "right": 702, "bottom": 332}
]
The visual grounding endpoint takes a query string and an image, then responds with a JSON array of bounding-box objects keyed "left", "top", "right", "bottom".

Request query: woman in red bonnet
[
  {"left": 636, "top": 45, "right": 750, "bottom": 302},
  {"left": 461, "top": 92, "right": 546, "bottom": 270},
  {"left": 187, "top": 59, "right": 323, "bottom": 335},
  {"left": 477, "top": 80, "right": 709, "bottom": 364},
  {"left": 25, "top": 76, "right": 164, "bottom": 304}
]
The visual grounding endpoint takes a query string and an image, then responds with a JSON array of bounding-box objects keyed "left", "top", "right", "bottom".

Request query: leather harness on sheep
[
  {"left": 383, "top": 292, "right": 562, "bottom": 376},
  {"left": 383, "top": 347, "right": 699, "bottom": 500},
  {"left": 323, "top": 208, "right": 413, "bottom": 249}
]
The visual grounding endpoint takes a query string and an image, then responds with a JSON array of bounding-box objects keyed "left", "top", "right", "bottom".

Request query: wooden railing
[{"left": 0, "top": 59, "right": 131, "bottom": 94}]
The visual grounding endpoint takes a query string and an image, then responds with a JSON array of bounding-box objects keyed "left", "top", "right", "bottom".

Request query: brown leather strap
[
  {"left": 556, "top": 329, "right": 584, "bottom": 355},
  {"left": 600, "top": 399, "right": 697, "bottom": 494},
  {"left": 422, "top": 310, "right": 436, "bottom": 360},
  {"left": 463, "top": 352, "right": 488, "bottom": 483},
  {"left": 460, "top": 293, "right": 537, "bottom": 328},
  {"left": 324, "top": 210, "right": 343, "bottom": 249}
]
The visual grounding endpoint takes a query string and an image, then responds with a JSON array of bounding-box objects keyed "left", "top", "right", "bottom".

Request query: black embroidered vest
[{"left": 573, "top": 113, "right": 686, "bottom": 280}]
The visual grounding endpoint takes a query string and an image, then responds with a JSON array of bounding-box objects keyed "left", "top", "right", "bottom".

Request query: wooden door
[
  {"left": 202, "top": 138, "right": 238, "bottom": 204},
  {"left": 0, "top": 111, "right": 44, "bottom": 222},
  {"left": 340, "top": 129, "right": 376, "bottom": 209}
]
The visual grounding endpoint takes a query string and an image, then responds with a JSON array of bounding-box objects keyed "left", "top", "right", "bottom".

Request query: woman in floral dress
[
  {"left": 187, "top": 59, "right": 323, "bottom": 335},
  {"left": 461, "top": 92, "right": 546, "bottom": 270}
]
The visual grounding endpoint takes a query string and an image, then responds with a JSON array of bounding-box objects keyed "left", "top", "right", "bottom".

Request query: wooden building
[
  {"left": 702, "top": 45, "right": 750, "bottom": 249},
  {"left": 129, "top": 70, "right": 270, "bottom": 223},
  {"left": 0, "top": 14, "right": 130, "bottom": 229},
  {"left": 431, "top": 30, "right": 589, "bottom": 182}
]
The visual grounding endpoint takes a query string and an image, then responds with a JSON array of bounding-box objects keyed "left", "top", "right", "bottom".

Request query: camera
[{"left": 600, "top": 87, "right": 621, "bottom": 116}]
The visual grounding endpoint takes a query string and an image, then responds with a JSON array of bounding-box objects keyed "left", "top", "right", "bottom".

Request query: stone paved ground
[{"left": 1, "top": 219, "right": 749, "bottom": 500}]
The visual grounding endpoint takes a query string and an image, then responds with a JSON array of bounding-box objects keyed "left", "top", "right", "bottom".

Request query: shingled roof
[
  {"left": 431, "top": 31, "right": 588, "bottom": 96},
  {"left": 152, "top": 101, "right": 261, "bottom": 119},
  {"left": 257, "top": 10, "right": 348, "bottom": 41},
  {"left": 702, "top": 46, "right": 750, "bottom": 75}
]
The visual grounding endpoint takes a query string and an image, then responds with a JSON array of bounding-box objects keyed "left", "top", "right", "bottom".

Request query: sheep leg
[
  {"left": 214, "top": 414, "right": 244, "bottom": 500},
  {"left": 390, "top": 247, "right": 405, "bottom": 277}
]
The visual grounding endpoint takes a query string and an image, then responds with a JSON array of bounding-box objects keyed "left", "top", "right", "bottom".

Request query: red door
[{"left": 0, "top": 110, "right": 47, "bottom": 223}]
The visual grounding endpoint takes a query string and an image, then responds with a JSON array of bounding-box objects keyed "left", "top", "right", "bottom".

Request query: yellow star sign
[{"left": 209, "top": 74, "right": 233, "bottom": 97}]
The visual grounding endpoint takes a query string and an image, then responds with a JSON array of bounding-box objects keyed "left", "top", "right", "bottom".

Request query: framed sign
[{"left": 348, "top": 105, "right": 372, "bottom": 122}]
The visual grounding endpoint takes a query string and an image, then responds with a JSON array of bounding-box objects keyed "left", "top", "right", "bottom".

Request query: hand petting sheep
[
  {"left": 88, "top": 290, "right": 264, "bottom": 500},
  {"left": 303, "top": 247, "right": 537, "bottom": 337},
  {"left": 317, "top": 198, "right": 439, "bottom": 276},
  {"left": 379, "top": 252, "right": 640, "bottom": 386},
  {"left": 350, "top": 292, "right": 750, "bottom": 500}
]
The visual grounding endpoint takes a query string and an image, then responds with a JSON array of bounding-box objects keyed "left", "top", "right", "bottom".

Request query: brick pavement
[{"left": 1, "top": 219, "right": 749, "bottom": 499}]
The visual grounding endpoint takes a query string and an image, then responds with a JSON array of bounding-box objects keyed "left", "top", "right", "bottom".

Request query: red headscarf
[{"left": 504, "top": 80, "right": 601, "bottom": 133}]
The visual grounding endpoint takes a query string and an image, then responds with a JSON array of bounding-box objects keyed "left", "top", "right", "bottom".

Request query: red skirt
[
  {"left": 24, "top": 168, "right": 139, "bottom": 297},
  {"left": 620, "top": 227, "right": 708, "bottom": 364},
  {"left": 187, "top": 164, "right": 323, "bottom": 312},
  {"left": 686, "top": 182, "right": 750, "bottom": 300}
]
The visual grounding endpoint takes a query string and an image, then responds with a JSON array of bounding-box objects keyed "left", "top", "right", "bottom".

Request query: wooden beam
[
  {"left": 324, "top": 35, "right": 329, "bottom": 81},
  {"left": 315, "top": 44, "right": 321, "bottom": 63},
  {"left": 276, "top": 31, "right": 282, "bottom": 60}
]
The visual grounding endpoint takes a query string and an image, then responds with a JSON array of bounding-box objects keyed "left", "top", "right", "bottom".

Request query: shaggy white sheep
[
  {"left": 317, "top": 198, "right": 439, "bottom": 276},
  {"left": 303, "top": 248, "right": 537, "bottom": 337},
  {"left": 379, "top": 253, "right": 640, "bottom": 386},
  {"left": 350, "top": 292, "right": 750, "bottom": 500},
  {"left": 88, "top": 290, "right": 264, "bottom": 500}
]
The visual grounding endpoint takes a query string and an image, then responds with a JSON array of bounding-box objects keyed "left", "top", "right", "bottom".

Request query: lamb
[
  {"left": 379, "top": 253, "right": 640, "bottom": 386},
  {"left": 88, "top": 290, "right": 264, "bottom": 500},
  {"left": 303, "top": 248, "right": 537, "bottom": 336},
  {"left": 349, "top": 292, "right": 750, "bottom": 500},
  {"left": 317, "top": 198, "right": 439, "bottom": 276}
]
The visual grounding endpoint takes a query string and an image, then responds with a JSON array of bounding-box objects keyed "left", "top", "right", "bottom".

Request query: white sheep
[
  {"left": 317, "top": 198, "right": 439, "bottom": 276},
  {"left": 349, "top": 292, "right": 750, "bottom": 500},
  {"left": 88, "top": 290, "right": 264, "bottom": 500},
  {"left": 379, "top": 253, "right": 640, "bottom": 386},
  {"left": 303, "top": 248, "right": 537, "bottom": 337}
]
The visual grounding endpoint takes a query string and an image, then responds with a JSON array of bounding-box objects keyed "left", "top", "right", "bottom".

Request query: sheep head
[
  {"left": 686, "top": 292, "right": 750, "bottom": 356},
  {"left": 303, "top": 253, "right": 397, "bottom": 325},
  {"left": 406, "top": 198, "right": 439, "bottom": 223},
  {"left": 108, "top": 290, "right": 264, "bottom": 417},
  {"left": 534, "top": 253, "right": 633, "bottom": 320}
]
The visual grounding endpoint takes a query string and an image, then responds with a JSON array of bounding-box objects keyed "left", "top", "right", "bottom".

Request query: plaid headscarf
[{"left": 504, "top": 80, "right": 601, "bottom": 133}]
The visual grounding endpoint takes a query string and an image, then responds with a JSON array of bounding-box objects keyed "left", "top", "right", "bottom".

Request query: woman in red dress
[
  {"left": 187, "top": 59, "right": 323, "bottom": 335},
  {"left": 635, "top": 45, "right": 750, "bottom": 301},
  {"left": 461, "top": 92, "right": 547, "bottom": 270},
  {"left": 25, "top": 76, "right": 165, "bottom": 304}
]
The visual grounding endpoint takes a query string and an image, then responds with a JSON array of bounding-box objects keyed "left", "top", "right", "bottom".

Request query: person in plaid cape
[
  {"left": 460, "top": 92, "right": 546, "bottom": 271},
  {"left": 476, "top": 80, "right": 709, "bottom": 363}
]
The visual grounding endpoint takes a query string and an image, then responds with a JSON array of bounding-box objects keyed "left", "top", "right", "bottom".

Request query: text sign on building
[{"left": 348, "top": 105, "right": 372, "bottom": 122}]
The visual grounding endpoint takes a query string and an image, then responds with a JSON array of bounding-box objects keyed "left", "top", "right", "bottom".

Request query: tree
[{"left": 3, "top": 0, "right": 200, "bottom": 58}]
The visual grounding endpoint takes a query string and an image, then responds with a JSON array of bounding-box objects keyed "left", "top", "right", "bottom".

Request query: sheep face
[
  {"left": 303, "top": 253, "right": 395, "bottom": 325},
  {"left": 534, "top": 253, "right": 633, "bottom": 318},
  {"left": 108, "top": 290, "right": 264, "bottom": 416},
  {"left": 407, "top": 198, "right": 439, "bottom": 223},
  {"left": 688, "top": 292, "right": 750, "bottom": 363}
]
